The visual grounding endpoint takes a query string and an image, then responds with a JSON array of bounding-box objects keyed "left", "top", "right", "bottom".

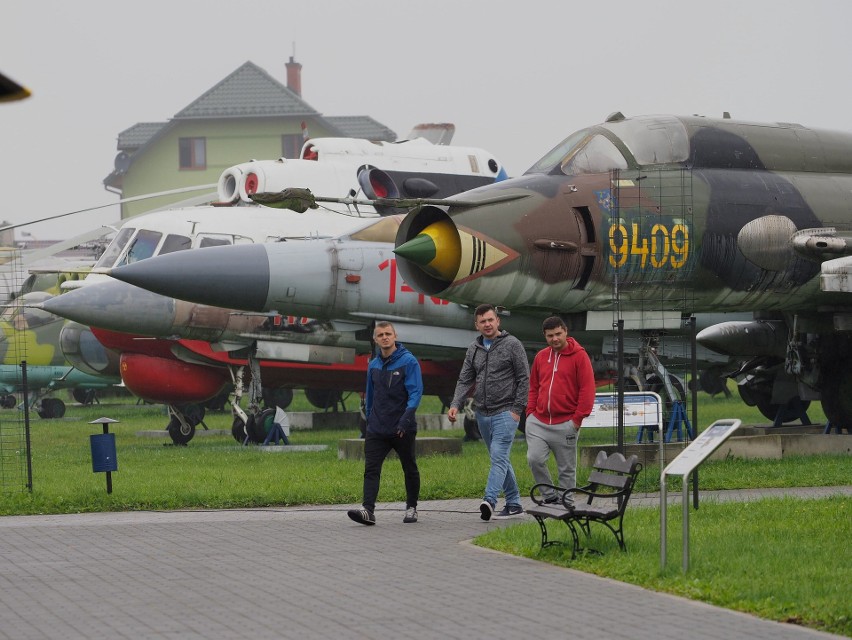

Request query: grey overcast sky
[{"left": 2, "top": 0, "right": 851, "bottom": 240}]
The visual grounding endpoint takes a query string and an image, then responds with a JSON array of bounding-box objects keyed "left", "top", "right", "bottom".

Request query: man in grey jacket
[{"left": 448, "top": 304, "right": 530, "bottom": 521}]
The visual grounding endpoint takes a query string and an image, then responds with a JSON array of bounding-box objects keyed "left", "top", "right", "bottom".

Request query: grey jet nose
[
  {"left": 40, "top": 280, "right": 178, "bottom": 336},
  {"left": 109, "top": 243, "right": 272, "bottom": 311}
]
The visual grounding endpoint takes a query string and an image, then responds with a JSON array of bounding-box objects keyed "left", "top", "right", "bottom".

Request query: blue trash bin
[{"left": 90, "top": 433, "right": 118, "bottom": 473}]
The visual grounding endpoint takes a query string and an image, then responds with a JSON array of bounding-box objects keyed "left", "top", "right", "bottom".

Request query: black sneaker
[
  {"left": 347, "top": 508, "right": 376, "bottom": 525},
  {"left": 403, "top": 507, "right": 418, "bottom": 523},
  {"left": 494, "top": 504, "right": 525, "bottom": 518},
  {"left": 544, "top": 496, "right": 560, "bottom": 504},
  {"left": 479, "top": 500, "right": 494, "bottom": 521}
]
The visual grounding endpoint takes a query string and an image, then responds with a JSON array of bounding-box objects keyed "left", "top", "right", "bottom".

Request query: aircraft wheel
[
  {"left": 1, "top": 394, "right": 17, "bottom": 409},
  {"left": 171, "top": 403, "right": 205, "bottom": 428},
  {"left": 51, "top": 398, "right": 66, "bottom": 418},
  {"left": 37, "top": 398, "right": 65, "bottom": 419},
  {"left": 262, "top": 387, "right": 294, "bottom": 410},
  {"left": 253, "top": 408, "right": 277, "bottom": 442},
  {"left": 72, "top": 388, "right": 97, "bottom": 405},
  {"left": 167, "top": 416, "right": 195, "bottom": 445},
  {"left": 647, "top": 374, "right": 686, "bottom": 408},
  {"left": 463, "top": 415, "right": 481, "bottom": 441},
  {"left": 304, "top": 388, "right": 343, "bottom": 410},
  {"left": 37, "top": 401, "right": 53, "bottom": 419},
  {"left": 698, "top": 366, "right": 728, "bottom": 396},
  {"left": 203, "top": 389, "right": 231, "bottom": 412},
  {"left": 820, "top": 368, "right": 852, "bottom": 429},
  {"left": 231, "top": 417, "right": 247, "bottom": 443},
  {"left": 755, "top": 397, "right": 810, "bottom": 424}
]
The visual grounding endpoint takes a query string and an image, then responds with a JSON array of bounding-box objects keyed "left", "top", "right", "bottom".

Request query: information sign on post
[{"left": 660, "top": 419, "right": 741, "bottom": 572}]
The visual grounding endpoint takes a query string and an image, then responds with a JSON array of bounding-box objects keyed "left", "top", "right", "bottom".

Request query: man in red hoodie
[{"left": 525, "top": 316, "right": 596, "bottom": 506}]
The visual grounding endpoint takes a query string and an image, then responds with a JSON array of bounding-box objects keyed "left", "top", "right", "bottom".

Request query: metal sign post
[{"left": 661, "top": 419, "right": 741, "bottom": 572}]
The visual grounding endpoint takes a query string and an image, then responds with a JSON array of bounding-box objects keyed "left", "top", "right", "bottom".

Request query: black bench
[{"left": 527, "top": 451, "right": 643, "bottom": 558}]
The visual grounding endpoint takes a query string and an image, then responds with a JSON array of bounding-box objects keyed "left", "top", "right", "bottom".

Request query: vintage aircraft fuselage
[{"left": 393, "top": 114, "right": 852, "bottom": 427}]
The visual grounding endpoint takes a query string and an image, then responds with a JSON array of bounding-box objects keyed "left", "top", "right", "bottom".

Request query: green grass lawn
[
  {"left": 476, "top": 496, "right": 851, "bottom": 636},
  {"left": 0, "top": 389, "right": 848, "bottom": 635}
]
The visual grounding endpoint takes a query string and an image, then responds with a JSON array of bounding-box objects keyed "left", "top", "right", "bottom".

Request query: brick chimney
[{"left": 286, "top": 56, "right": 302, "bottom": 96}]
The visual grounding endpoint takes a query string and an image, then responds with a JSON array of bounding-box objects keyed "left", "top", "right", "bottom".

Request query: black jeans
[{"left": 362, "top": 430, "right": 420, "bottom": 513}]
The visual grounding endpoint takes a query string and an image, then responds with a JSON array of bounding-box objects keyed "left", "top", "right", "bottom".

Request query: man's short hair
[
  {"left": 542, "top": 316, "right": 567, "bottom": 333},
  {"left": 474, "top": 303, "right": 495, "bottom": 318},
  {"left": 374, "top": 320, "right": 395, "bottom": 332}
]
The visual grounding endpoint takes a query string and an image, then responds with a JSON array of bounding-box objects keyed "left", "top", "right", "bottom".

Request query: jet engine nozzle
[{"left": 357, "top": 167, "right": 402, "bottom": 215}]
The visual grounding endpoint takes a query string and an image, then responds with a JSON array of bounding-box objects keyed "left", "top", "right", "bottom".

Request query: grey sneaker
[
  {"left": 479, "top": 500, "right": 494, "bottom": 521},
  {"left": 403, "top": 507, "right": 418, "bottom": 523},
  {"left": 347, "top": 508, "right": 376, "bottom": 526},
  {"left": 494, "top": 504, "right": 525, "bottom": 518}
]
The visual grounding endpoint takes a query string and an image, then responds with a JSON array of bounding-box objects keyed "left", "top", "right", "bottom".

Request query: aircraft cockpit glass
[
  {"left": 159, "top": 234, "right": 192, "bottom": 255},
  {"left": 93, "top": 227, "right": 135, "bottom": 269},
  {"left": 558, "top": 135, "right": 628, "bottom": 176},
  {"left": 349, "top": 216, "right": 402, "bottom": 243},
  {"left": 602, "top": 115, "right": 689, "bottom": 166},
  {"left": 525, "top": 129, "right": 628, "bottom": 177},
  {"left": 117, "top": 230, "right": 162, "bottom": 267},
  {"left": 525, "top": 129, "right": 592, "bottom": 175},
  {"left": 198, "top": 234, "right": 233, "bottom": 248},
  {"left": 1, "top": 292, "right": 55, "bottom": 330}
]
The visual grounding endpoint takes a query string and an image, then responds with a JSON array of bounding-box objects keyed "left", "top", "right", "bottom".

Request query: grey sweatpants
[{"left": 525, "top": 413, "right": 578, "bottom": 503}]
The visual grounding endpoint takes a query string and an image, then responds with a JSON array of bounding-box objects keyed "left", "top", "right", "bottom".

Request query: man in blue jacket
[{"left": 348, "top": 321, "right": 423, "bottom": 526}]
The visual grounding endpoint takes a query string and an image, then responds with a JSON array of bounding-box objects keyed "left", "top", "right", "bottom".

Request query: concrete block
[
  {"left": 136, "top": 429, "right": 231, "bottom": 439},
  {"left": 582, "top": 433, "right": 852, "bottom": 467},
  {"left": 288, "top": 412, "right": 360, "bottom": 430},
  {"left": 338, "top": 437, "right": 462, "bottom": 460}
]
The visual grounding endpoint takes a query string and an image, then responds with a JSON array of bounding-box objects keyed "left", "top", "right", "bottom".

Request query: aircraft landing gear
[
  {"left": 167, "top": 404, "right": 205, "bottom": 445},
  {"left": 736, "top": 363, "right": 811, "bottom": 424},
  {"left": 1, "top": 393, "right": 17, "bottom": 409},
  {"left": 820, "top": 365, "right": 852, "bottom": 430},
  {"left": 461, "top": 398, "right": 480, "bottom": 441},
  {"left": 37, "top": 397, "right": 66, "bottom": 419}
]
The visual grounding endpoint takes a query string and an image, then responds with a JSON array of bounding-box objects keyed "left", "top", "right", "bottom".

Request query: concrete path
[{"left": 0, "top": 487, "right": 849, "bottom": 639}]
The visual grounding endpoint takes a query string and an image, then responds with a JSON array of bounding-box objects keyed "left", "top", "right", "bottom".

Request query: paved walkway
[{"left": 0, "top": 487, "right": 849, "bottom": 639}]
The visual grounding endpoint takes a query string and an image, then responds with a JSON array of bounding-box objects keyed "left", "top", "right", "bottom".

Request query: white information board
[
  {"left": 661, "top": 418, "right": 742, "bottom": 572},
  {"left": 584, "top": 392, "right": 662, "bottom": 429},
  {"left": 663, "top": 419, "right": 742, "bottom": 477}
]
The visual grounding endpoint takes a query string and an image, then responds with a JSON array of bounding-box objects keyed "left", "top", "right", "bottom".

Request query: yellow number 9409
[{"left": 608, "top": 222, "right": 689, "bottom": 269}]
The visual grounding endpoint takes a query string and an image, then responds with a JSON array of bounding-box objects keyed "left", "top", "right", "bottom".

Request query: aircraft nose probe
[{"left": 393, "top": 219, "right": 461, "bottom": 281}]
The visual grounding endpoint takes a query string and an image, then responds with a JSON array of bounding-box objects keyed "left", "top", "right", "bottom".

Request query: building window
[
  {"left": 179, "top": 137, "right": 206, "bottom": 169},
  {"left": 281, "top": 134, "right": 303, "bottom": 159}
]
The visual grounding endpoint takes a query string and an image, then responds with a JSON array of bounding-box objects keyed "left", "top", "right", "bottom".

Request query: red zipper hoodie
[{"left": 526, "top": 337, "right": 596, "bottom": 427}]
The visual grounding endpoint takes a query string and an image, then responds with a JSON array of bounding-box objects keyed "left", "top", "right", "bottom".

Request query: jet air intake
[{"left": 395, "top": 206, "right": 461, "bottom": 296}]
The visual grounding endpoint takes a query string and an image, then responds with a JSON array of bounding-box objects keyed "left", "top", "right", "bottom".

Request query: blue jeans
[{"left": 476, "top": 410, "right": 521, "bottom": 507}]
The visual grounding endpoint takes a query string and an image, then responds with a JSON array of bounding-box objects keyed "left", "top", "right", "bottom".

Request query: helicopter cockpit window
[
  {"left": 116, "top": 230, "right": 162, "bottom": 267},
  {"left": 159, "top": 234, "right": 192, "bottom": 255},
  {"left": 93, "top": 227, "right": 135, "bottom": 269},
  {"left": 602, "top": 115, "right": 689, "bottom": 166},
  {"left": 559, "top": 134, "right": 628, "bottom": 176}
]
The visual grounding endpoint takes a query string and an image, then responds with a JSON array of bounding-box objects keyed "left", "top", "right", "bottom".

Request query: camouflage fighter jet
[{"left": 384, "top": 113, "right": 852, "bottom": 428}]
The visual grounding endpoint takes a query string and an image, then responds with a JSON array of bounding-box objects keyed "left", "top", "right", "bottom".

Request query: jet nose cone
[
  {"left": 41, "top": 280, "right": 177, "bottom": 336},
  {"left": 109, "top": 244, "right": 271, "bottom": 310}
]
